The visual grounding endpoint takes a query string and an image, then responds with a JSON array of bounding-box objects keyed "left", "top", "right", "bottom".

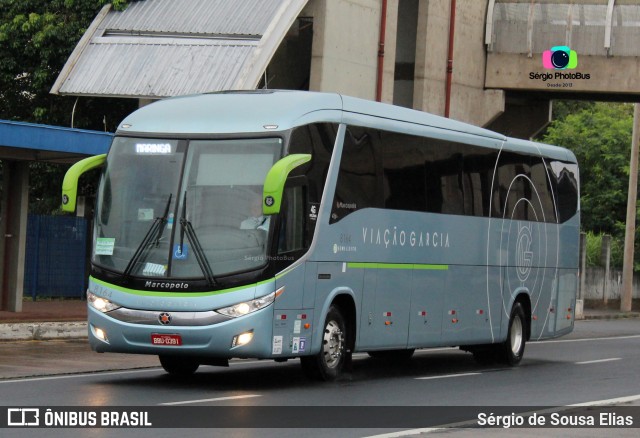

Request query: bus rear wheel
[
  {"left": 159, "top": 355, "right": 199, "bottom": 376},
  {"left": 500, "top": 302, "right": 526, "bottom": 366},
  {"left": 301, "top": 305, "right": 348, "bottom": 381}
]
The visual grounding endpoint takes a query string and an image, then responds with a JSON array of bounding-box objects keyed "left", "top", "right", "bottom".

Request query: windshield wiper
[
  {"left": 122, "top": 193, "right": 172, "bottom": 281},
  {"left": 179, "top": 191, "right": 217, "bottom": 288}
]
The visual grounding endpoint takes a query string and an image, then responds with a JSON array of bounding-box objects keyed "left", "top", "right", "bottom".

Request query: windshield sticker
[
  {"left": 95, "top": 238, "right": 115, "bottom": 256},
  {"left": 308, "top": 203, "right": 319, "bottom": 222},
  {"left": 173, "top": 243, "right": 188, "bottom": 260},
  {"left": 143, "top": 262, "right": 166, "bottom": 277},
  {"left": 138, "top": 208, "right": 154, "bottom": 221}
]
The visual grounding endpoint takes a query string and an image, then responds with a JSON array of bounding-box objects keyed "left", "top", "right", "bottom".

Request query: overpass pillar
[
  {"left": 412, "top": 0, "right": 504, "bottom": 127},
  {"left": 621, "top": 103, "right": 640, "bottom": 312},
  {"left": 0, "top": 161, "right": 29, "bottom": 312},
  {"left": 486, "top": 97, "right": 551, "bottom": 140}
]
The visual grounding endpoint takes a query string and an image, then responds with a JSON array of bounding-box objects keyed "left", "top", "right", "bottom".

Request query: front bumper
[{"left": 88, "top": 303, "right": 274, "bottom": 359}]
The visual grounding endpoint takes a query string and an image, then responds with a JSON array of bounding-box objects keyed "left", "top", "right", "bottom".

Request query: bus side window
[{"left": 278, "top": 184, "right": 307, "bottom": 254}]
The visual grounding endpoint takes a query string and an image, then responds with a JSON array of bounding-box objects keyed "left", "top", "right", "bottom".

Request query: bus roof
[
  {"left": 505, "top": 136, "right": 577, "bottom": 163},
  {"left": 117, "top": 90, "right": 504, "bottom": 140},
  {"left": 116, "top": 90, "right": 575, "bottom": 162}
]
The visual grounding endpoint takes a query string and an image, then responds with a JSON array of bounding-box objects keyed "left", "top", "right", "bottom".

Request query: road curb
[
  {"left": 0, "top": 322, "right": 88, "bottom": 341},
  {"left": 582, "top": 312, "right": 640, "bottom": 320}
]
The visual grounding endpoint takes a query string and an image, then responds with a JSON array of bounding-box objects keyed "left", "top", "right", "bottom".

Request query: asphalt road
[{"left": 1, "top": 319, "right": 639, "bottom": 437}]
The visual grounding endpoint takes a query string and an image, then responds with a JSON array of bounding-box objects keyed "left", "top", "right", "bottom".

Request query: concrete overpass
[
  {"left": 52, "top": 0, "right": 640, "bottom": 140},
  {"left": 484, "top": 0, "right": 640, "bottom": 138}
]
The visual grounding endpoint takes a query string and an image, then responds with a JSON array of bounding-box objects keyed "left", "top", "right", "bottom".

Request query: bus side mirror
[
  {"left": 262, "top": 154, "right": 311, "bottom": 215},
  {"left": 61, "top": 154, "right": 107, "bottom": 212}
]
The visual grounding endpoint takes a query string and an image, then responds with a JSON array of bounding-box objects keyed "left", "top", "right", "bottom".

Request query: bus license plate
[{"left": 151, "top": 334, "right": 182, "bottom": 346}]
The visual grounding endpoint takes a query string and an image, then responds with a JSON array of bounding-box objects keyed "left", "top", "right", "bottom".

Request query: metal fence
[
  {"left": 488, "top": 0, "right": 640, "bottom": 57},
  {"left": 24, "top": 214, "right": 88, "bottom": 299}
]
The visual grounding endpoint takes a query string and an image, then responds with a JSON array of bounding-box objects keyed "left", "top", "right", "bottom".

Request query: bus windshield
[{"left": 94, "top": 136, "right": 282, "bottom": 280}]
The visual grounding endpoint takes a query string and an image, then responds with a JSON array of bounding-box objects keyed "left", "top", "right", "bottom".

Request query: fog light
[
  {"left": 92, "top": 325, "right": 108, "bottom": 343},
  {"left": 231, "top": 331, "right": 254, "bottom": 348}
]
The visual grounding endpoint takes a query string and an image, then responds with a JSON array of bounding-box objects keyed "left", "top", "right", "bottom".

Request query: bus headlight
[
  {"left": 216, "top": 289, "right": 280, "bottom": 318},
  {"left": 87, "top": 291, "right": 121, "bottom": 313}
]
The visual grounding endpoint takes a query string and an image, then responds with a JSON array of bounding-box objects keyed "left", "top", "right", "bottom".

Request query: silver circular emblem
[{"left": 158, "top": 312, "right": 172, "bottom": 325}]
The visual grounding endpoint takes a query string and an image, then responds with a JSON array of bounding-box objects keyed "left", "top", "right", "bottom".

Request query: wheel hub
[
  {"left": 322, "top": 320, "right": 344, "bottom": 369},
  {"left": 510, "top": 315, "right": 523, "bottom": 355}
]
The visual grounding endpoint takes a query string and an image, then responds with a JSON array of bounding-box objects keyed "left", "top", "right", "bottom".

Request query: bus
[{"left": 62, "top": 90, "right": 579, "bottom": 380}]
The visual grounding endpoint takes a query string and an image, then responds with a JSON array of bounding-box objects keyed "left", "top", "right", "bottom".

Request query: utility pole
[{"left": 621, "top": 103, "right": 640, "bottom": 312}]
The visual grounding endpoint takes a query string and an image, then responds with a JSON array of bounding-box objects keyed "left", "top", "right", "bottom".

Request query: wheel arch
[
  {"left": 513, "top": 292, "right": 532, "bottom": 341},
  {"left": 311, "top": 287, "right": 357, "bottom": 354}
]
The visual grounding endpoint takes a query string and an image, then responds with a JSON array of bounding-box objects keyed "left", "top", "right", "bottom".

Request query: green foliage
[
  {"left": 28, "top": 162, "right": 68, "bottom": 215},
  {"left": 543, "top": 102, "right": 634, "bottom": 235},
  {"left": 551, "top": 100, "right": 595, "bottom": 121},
  {"left": 585, "top": 231, "right": 624, "bottom": 269},
  {"left": 0, "top": 0, "right": 136, "bottom": 214},
  {"left": 544, "top": 101, "right": 639, "bottom": 270},
  {"left": 584, "top": 231, "right": 602, "bottom": 267},
  {"left": 0, "top": 0, "right": 135, "bottom": 130}
]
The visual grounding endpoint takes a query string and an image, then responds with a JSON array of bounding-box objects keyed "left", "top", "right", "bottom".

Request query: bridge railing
[{"left": 486, "top": 0, "right": 640, "bottom": 58}]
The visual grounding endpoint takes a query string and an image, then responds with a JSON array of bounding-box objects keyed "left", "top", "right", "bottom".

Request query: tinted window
[
  {"left": 289, "top": 123, "right": 338, "bottom": 206},
  {"left": 551, "top": 161, "right": 579, "bottom": 222},
  {"left": 289, "top": 123, "right": 338, "bottom": 238},
  {"left": 381, "top": 131, "right": 426, "bottom": 212},
  {"left": 331, "top": 127, "right": 381, "bottom": 223},
  {"left": 329, "top": 125, "right": 576, "bottom": 224}
]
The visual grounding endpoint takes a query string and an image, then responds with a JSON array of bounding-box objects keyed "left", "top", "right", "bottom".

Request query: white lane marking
[
  {"left": 415, "top": 372, "right": 481, "bottom": 380},
  {"left": 160, "top": 394, "right": 261, "bottom": 406},
  {"left": 534, "top": 334, "right": 640, "bottom": 344},
  {"left": 575, "top": 357, "right": 622, "bottom": 365},
  {"left": 1, "top": 334, "right": 638, "bottom": 384},
  {"left": 362, "top": 393, "right": 640, "bottom": 438},
  {"left": 361, "top": 428, "right": 447, "bottom": 438},
  {"left": 569, "top": 393, "right": 640, "bottom": 406}
]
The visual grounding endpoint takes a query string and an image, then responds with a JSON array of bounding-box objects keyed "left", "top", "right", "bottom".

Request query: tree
[
  {"left": 0, "top": 0, "right": 135, "bottom": 214},
  {"left": 543, "top": 102, "right": 634, "bottom": 235},
  {"left": 551, "top": 100, "right": 595, "bottom": 121},
  {"left": 0, "top": 0, "right": 134, "bottom": 130}
]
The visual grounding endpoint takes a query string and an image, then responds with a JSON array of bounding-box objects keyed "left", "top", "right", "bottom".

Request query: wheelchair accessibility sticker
[{"left": 173, "top": 244, "right": 188, "bottom": 260}]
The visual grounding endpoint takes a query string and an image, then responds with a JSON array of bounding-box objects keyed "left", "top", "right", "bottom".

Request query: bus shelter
[{"left": 0, "top": 119, "right": 111, "bottom": 312}]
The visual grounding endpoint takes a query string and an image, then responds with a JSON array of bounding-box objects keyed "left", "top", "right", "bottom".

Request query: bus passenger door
[{"left": 359, "top": 267, "right": 412, "bottom": 350}]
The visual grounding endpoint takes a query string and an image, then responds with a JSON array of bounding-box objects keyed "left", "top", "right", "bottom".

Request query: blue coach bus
[{"left": 62, "top": 90, "right": 579, "bottom": 380}]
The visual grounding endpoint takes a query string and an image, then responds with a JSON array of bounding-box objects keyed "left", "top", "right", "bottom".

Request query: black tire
[
  {"left": 500, "top": 302, "right": 526, "bottom": 366},
  {"left": 300, "top": 305, "right": 348, "bottom": 381},
  {"left": 368, "top": 349, "right": 415, "bottom": 361},
  {"left": 159, "top": 355, "right": 199, "bottom": 376}
]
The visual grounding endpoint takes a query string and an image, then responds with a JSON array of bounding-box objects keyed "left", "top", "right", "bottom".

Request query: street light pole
[{"left": 621, "top": 103, "right": 640, "bottom": 312}]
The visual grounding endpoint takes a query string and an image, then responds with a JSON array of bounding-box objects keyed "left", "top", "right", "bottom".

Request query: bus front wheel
[
  {"left": 159, "top": 355, "right": 199, "bottom": 376},
  {"left": 301, "top": 305, "right": 348, "bottom": 381}
]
